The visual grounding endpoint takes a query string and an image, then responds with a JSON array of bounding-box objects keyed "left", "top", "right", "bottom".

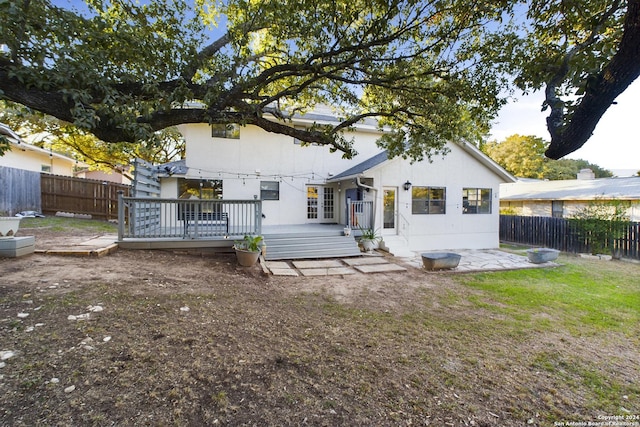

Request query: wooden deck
[{"left": 118, "top": 223, "right": 364, "bottom": 260}]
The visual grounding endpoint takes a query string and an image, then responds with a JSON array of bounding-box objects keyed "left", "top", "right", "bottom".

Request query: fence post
[{"left": 117, "top": 191, "right": 124, "bottom": 241}]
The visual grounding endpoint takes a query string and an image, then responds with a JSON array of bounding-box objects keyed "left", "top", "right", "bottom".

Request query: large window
[
  {"left": 178, "top": 179, "right": 223, "bottom": 199},
  {"left": 211, "top": 124, "right": 240, "bottom": 139},
  {"left": 260, "top": 181, "right": 280, "bottom": 200},
  {"left": 412, "top": 186, "right": 446, "bottom": 214},
  {"left": 462, "top": 188, "right": 492, "bottom": 214}
]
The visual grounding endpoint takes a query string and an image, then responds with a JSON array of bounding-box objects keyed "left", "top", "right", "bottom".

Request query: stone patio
[{"left": 264, "top": 248, "right": 559, "bottom": 276}]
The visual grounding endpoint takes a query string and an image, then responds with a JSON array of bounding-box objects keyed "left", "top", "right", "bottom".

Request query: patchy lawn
[{"left": 0, "top": 221, "right": 639, "bottom": 426}]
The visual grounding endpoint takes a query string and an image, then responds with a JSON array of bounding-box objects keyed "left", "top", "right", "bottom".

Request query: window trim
[
  {"left": 411, "top": 186, "right": 446, "bottom": 215},
  {"left": 462, "top": 188, "right": 492, "bottom": 214},
  {"left": 260, "top": 180, "right": 280, "bottom": 201}
]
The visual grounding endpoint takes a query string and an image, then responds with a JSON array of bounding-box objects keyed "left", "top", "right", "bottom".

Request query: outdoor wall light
[{"left": 403, "top": 180, "right": 412, "bottom": 191}]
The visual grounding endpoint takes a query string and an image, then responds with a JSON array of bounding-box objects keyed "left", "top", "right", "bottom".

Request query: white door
[
  {"left": 306, "top": 185, "right": 335, "bottom": 223},
  {"left": 382, "top": 187, "right": 397, "bottom": 234}
]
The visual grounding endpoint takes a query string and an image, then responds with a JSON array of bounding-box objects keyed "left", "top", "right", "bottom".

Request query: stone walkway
[{"left": 264, "top": 254, "right": 407, "bottom": 277}]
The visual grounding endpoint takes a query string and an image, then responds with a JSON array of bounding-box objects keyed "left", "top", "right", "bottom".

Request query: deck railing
[
  {"left": 347, "top": 200, "right": 374, "bottom": 230},
  {"left": 118, "top": 194, "right": 262, "bottom": 240}
]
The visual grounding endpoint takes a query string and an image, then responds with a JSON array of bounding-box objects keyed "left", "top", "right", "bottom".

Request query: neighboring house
[
  {"left": 500, "top": 170, "right": 640, "bottom": 221},
  {"left": 76, "top": 167, "right": 132, "bottom": 185},
  {"left": 152, "top": 110, "right": 515, "bottom": 254},
  {"left": 0, "top": 123, "right": 80, "bottom": 176}
]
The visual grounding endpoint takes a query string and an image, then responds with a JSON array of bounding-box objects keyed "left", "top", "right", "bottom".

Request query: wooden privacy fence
[
  {"left": 41, "top": 174, "right": 130, "bottom": 220},
  {"left": 500, "top": 215, "right": 640, "bottom": 260},
  {"left": 0, "top": 166, "right": 41, "bottom": 215}
]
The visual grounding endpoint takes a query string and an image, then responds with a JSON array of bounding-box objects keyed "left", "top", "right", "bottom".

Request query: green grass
[
  {"left": 456, "top": 255, "right": 640, "bottom": 335},
  {"left": 18, "top": 216, "right": 117, "bottom": 233}
]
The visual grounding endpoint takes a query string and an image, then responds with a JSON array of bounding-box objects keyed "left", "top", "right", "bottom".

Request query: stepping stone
[
  {"left": 270, "top": 268, "right": 299, "bottom": 276},
  {"left": 293, "top": 260, "right": 343, "bottom": 269},
  {"left": 299, "top": 267, "right": 356, "bottom": 276},
  {"left": 266, "top": 261, "right": 291, "bottom": 269},
  {"left": 342, "top": 257, "right": 390, "bottom": 266},
  {"left": 354, "top": 264, "right": 407, "bottom": 273}
]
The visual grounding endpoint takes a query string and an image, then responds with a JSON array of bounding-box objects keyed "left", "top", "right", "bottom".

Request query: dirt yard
[{"left": 1, "top": 224, "right": 638, "bottom": 426}]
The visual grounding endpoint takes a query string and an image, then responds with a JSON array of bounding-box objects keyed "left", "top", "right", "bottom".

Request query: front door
[
  {"left": 383, "top": 187, "right": 397, "bottom": 234},
  {"left": 307, "top": 185, "right": 335, "bottom": 223}
]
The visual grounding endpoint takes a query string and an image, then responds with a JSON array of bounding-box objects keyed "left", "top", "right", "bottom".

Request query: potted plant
[
  {"left": 233, "top": 235, "right": 264, "bottom": 266},
  {"left": 359, "top": 227, "right": 381, "bottom": 252}
]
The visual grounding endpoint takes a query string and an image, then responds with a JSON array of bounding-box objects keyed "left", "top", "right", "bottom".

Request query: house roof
[
  {"left": 155, "top": 159, "right": 188, "bottom": 177},
  {"left": 328, "top": 141, "right": 515, "bottom": 183},
  {"left": 328, "top": 151, "right": 390, "bottom": 181},
  {"left": 0, "top": 122, "right": 80, "bottom": 164},
  {"left": 501, "top": 176, "right": 640, "bottom": 201}
]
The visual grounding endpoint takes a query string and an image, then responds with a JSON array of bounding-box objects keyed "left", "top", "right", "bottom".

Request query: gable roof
[
  {"left": 328, "top": 141, "right": 515, "bottom": 183},
  {"left": 501, "top": 176, "right": 640, "bottom": 201},
  {"left": 0, "top": 122, "right": 79, "bottom": 164}
]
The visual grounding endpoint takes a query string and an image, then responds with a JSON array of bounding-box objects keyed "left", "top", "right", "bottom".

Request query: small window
[
  {"left": 260, "top": 181, "right": 279, "bottom": 200},
  {"left": 178, "top": 179, "right": 223, "bottom": 199},
  {"left": 552, "top": 201, "right": 564, "bottom": 218},
  {"left": 463, "top": 188, "right": 492, "bottom": 214},
  {"left": 211, "top": 124, "right": 240, "bottom": 139},
  {"left": 41, "top": 165, "right": 51, "bottom": 173},
  {"left": 412, "top": 186, "right": 446, "bottom": 214}
]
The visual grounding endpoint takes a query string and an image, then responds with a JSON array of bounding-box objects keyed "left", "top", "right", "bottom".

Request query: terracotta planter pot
[
  {"left": 235, "top": 248, "right": 261, "bottom": 266},
  {"left": 0, "top": 217, "right": 21, "bottom": 238}
]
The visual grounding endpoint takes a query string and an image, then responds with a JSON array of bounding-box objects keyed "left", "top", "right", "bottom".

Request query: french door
[{"left": 306, "top": 185, "right": 335, "bottom": 223}]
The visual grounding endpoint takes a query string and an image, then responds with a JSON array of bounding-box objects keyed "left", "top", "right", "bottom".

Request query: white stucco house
[{"left": 144, "top": 110, "right": 515, "bottom": 256}]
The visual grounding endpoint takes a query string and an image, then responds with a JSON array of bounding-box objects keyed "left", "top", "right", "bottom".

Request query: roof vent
[{"left": 577, "top": 168, "right": 595, "bottom": 180}]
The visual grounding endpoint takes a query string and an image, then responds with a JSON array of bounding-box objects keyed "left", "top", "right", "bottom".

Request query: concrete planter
[
  {"left": 0, "top": 217, "right": 21, "bottom": 238},
  {"left": 526, "top": 248, "right": 559, "bottom": 264},
  {"left": 421, "top": 252, "right": 461, "bottom": 270},
  {"left": 234, "top": 248, "right": 261, "bottom": 267}
]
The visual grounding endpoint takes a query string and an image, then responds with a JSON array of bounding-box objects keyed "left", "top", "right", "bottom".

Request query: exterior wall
[
  {"left": 175, "top": 123, "right": 382, "bottom": 226},
  {"left": 367, "top": 143, "right": 504, "bottom": 250},
  {"left": 80, "top": 169, "right": 131, "bottom": 185},
  {"left": 0, "top": 145, "right": 75, "bottom": 176}
]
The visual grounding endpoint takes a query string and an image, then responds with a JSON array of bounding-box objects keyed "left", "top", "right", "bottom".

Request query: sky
[{"left": 490, "top": 79, "right": 640, "bottom": 174}]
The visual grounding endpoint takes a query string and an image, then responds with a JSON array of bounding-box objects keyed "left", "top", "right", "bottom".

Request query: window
[
  {"left": 178, "top": 179, "right": 223, "bottom": 199},
  {"left": 552, "top": 201, "right": 564, "bottom": 218},
  {"left": 211, "top": 124, "right": 240, "bottom": 139},
  {"left": 41, "top": 165, "right": 51, "bottom": 173},
  {"left": 412, "top": 187, "right": 446, "bottom": 214},
  {"left": 463, "top": 188, "right": 492, "bottom": 214},
  {"left": 260, "top": 181, "right": 279, "bottom": 200}
]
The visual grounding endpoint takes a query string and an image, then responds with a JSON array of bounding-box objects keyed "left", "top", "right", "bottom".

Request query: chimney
[{"left": 577, "top": 168, "right": 595, "bottom": 180}]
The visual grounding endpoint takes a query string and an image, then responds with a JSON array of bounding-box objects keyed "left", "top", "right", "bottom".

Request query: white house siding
[
  {"left": 365, "top": 143, "right": 504, "bottom": 251},
  {"left": 176, "top": 123, "right": 383, "bottom": 226}
]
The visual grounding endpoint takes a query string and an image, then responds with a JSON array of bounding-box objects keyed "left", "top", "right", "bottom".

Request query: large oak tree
[{"left": 0, "top": 0, "right": 638, "bottom": 160}]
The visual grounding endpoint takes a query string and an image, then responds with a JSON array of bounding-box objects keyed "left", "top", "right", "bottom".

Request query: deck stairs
[
  {"left": 380, "top": 235, "right": 416, "bottom": 258},
  {"left": 263, "top": 229, "right": 362, "bottom": 261}
]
